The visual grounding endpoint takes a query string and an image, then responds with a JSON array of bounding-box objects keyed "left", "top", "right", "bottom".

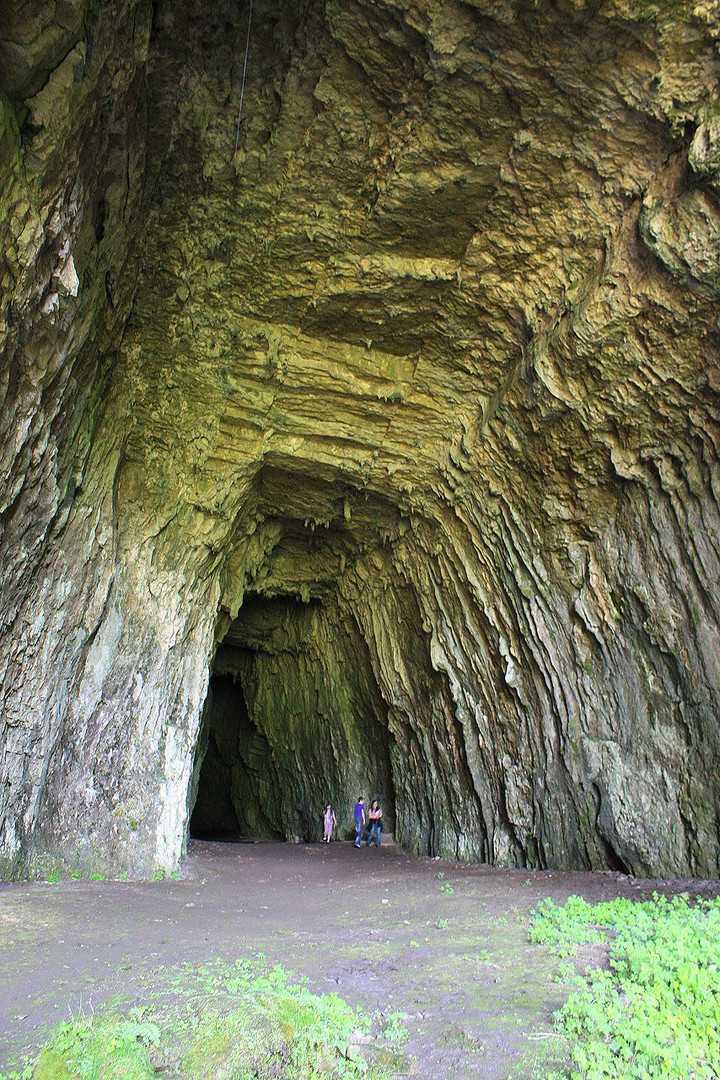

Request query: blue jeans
[
  {"left": 355, "top": 819, "right": 364, "bottom": 846},
  {"left": 368, "top": 821, "right": 381, "bottom": 846}
]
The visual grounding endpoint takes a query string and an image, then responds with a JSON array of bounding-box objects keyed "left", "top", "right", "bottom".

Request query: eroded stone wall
[
  {"left": 0, "top": 0, "right": 156, "bottom": 872},
  {"left": 1, "top": 0, "right": 719, "bottom": 876}
]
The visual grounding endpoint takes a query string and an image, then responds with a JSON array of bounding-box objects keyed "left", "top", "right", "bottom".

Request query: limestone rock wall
[
  {"left": 1, "top": 0, "right": 720, "bottom": 876},
  {"left": 0, "top": 0, "right": 157, "bottom": 872}
]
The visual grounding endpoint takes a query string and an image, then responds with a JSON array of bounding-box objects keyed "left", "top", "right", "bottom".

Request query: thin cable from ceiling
[{"left": 233, "top": 0, "right": 253, "bottom": 157}]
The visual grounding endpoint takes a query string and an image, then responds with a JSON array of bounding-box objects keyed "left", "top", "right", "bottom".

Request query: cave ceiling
[{"left": 1, "top": 0, "right": 720, "bottom": 877}]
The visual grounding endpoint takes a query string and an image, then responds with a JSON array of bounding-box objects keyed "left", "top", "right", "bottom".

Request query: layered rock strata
[{"left": 1, "top": 0, "right": 719, "bottom": 876}]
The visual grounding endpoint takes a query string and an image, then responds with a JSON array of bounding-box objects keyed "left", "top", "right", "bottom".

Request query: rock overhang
[{"left": 0, "top": 0, "right": 719, "bottom": 878}]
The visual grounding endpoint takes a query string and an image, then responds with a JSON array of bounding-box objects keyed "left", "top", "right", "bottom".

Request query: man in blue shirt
[{"left": 353, "top": 797, "right": 366, "bottom": 848}]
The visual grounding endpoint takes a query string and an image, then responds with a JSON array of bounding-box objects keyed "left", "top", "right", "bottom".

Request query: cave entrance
[
  {"left": 189, "top": 594, "right": 396, "bottom": 845},
  {"left": 189, "top": 670, "right": 283, "bottom": 841}
]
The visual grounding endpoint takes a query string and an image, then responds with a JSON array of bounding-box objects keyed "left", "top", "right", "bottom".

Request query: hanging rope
[{"left": 233, "top": 0, "right": 253, "bottom": 157}]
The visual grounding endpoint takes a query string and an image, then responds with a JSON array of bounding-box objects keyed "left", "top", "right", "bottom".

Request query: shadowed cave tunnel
[
  {"left": 189, "top": 597, "right": 397, "bottom": 845},
  {"left": 2, "top": 0, "right": 720, "bottom": 881},
  {"left": 191, "top": 668, "right": 281, "bottom": 842},
  {"left": 187, "top": 464, "right": 452, "bottom": 855},
  {"left": 189, "top": 468, "right": 401, "bottom": 845}
]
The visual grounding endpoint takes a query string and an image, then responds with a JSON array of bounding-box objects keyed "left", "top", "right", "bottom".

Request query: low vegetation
[
  {"left": 2, "top": 961, "right": 406, "bottom": 1080},
  {"left": 529, "top": 892, "right": 720, "bottom": 1079}
]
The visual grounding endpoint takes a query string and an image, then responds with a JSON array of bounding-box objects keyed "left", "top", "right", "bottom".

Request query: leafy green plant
[
  {"left": 381, "top": 1011, "right": 408, "bottom": 1044},
  {"left": 0, "top": 1061, "right": 33, "bottom": 1080},
  {"left": 555, "top": 960, "right": 575, "bottom": 983},
  {"left": 529, "top": 892, "right": 720, "bottom": 1079}
]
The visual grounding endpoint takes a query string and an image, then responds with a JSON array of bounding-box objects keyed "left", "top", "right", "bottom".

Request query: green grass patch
[
  {"left": 32, "top": 1008, "right": 160, "bottom": 1080},
  {"left": 5, "top": 961, "right": 406, "bottom": 1080},
  {"left": 529, "top": 893, "right": 720, "bottom": 1079}
]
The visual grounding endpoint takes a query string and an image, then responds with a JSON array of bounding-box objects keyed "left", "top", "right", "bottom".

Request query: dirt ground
[{"left": 1, "top": 840, "right": 718, "bottom": 1079}]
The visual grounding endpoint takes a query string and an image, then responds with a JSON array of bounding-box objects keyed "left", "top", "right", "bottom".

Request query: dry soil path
[{"left": 1, "top": 840, "right": 717, "bottom": 1078}]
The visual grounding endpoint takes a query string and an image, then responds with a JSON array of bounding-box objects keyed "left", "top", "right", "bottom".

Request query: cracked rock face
[{"left": 1, "top": 0, "right": 720, "bottom": 877}]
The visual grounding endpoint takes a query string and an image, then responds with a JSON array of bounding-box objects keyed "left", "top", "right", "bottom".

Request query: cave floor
[{"left": 1, "top": 841, "right": 718, "bottom": 1079}]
